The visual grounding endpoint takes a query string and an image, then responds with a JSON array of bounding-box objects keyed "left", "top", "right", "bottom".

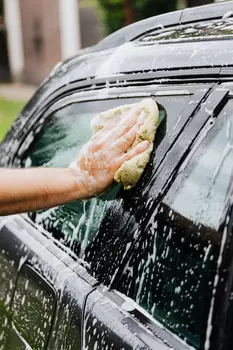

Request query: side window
[
  {"left": 10, "top": 264, "right": 56, "bottom": 350},
  {"left": 115, "top": 100, "right": 233, "bottom": 349},
  {"left": 21, "top": 92, "right": 202, "bottom": 260}
]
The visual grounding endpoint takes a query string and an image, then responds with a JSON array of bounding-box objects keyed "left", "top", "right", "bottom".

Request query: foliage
[
  {"left": 98, "top": 0, "right": 125, "bottom": 34},
  {"left": 0, "top": 98, "right": 25, "bottom": 142},
  {"left": 133, "top": 0, "right": 177, "bottom": 22},
  {"left": 98, "top": 0, "right": 177, "bottom": 34},
  {"left": 187, "top": 0, "right": 213, "bottom": 6}
]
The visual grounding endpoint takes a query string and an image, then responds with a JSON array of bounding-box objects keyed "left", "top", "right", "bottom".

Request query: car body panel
[
  {"left": 83, "top": 287, "right": 169, "bottom": 350},
  {"left": 0, "top": 216, "right": 95, "bottom": 349}
]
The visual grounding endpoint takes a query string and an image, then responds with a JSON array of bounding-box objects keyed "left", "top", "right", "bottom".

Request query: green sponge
[{"left": 91, "top": 98, "right": 165, "bottom": 190}]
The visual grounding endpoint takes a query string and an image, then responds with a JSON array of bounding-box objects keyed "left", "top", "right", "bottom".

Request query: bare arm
[
  {"left": 0, "top": 106, "right": 149, "bottom": 216},
  {"left": 0, "top": 168, "right": 79, "bottom": 215}
]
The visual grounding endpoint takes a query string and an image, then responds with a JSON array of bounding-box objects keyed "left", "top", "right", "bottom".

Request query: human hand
[{"left": 69, "top": 106, "right": 150, "bottom": 199}]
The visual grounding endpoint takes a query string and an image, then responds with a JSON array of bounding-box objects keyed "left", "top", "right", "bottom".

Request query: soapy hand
[{"left": 69, "top": 106, "right": 150, "bottom": 199}]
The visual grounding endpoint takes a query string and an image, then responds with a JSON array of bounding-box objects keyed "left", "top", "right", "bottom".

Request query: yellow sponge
[{"left": 91, "top": 98, "right": 159, "bottom": 190}]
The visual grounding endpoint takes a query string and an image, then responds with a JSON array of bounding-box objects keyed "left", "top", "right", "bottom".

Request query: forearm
[{"left": 0, "top": 168, "right": 79, "bottom": 216}]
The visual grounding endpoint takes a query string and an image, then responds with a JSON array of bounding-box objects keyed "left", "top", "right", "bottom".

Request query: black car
[{"left": 1, "top": 2, "right": 233, "bottom": 349}]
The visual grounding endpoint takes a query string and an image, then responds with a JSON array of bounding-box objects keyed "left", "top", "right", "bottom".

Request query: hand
[{"left": 69, "top": 106, "right": 150, "bottom": 199}]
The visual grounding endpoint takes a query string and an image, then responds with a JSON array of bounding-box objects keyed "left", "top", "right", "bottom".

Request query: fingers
[
  {"left": 90, "top": 106, "right": 147, "bottom": 154},
  {"left": 104, "top": 106, "right": 143, "bottom": 142},
  {"left": 98, "top": 107, "right": 147, "bottom": 151},
  {"left": 116, "top": 106, "right": 143, "bottom": 138},
  {"left": 137, "top": 110, "right": 148, "bottom": 126},
  {"left": 91, "top": 117, "right": 119, "bottom": 142},
  {"left": 111, "top": 124, "right": 139, "bottom": 152},
  {"left": 111, "top": 109, "right": 148, "bottom": 153},
  {"left": 115, "top": 140, "right": 150, "bottom": 168}
]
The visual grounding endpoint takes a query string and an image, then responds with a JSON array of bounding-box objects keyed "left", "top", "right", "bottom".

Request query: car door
[
  {"left": 89, "top": 87, "right": 233, "bottom": 350},
  {"left": 0, "top": 217, "right": 59, "bottom": 350},
  {"left": 0, "top": 214, "right": 97, "bottom": 350},
  {"left": 7, "top": 263, "right": 56, "bottom": 350},
  {"left": 0, "top": 81, "right": 226, "bottom": 349}
]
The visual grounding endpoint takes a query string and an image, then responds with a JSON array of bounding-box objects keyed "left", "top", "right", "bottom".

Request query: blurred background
[{"left": 0, "top": 0, "right": 230, "bottom": 141}]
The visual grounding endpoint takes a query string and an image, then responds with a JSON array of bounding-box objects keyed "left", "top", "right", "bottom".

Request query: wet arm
[{"left": 0, "top": 167, "right": 79, "bottom": 215}]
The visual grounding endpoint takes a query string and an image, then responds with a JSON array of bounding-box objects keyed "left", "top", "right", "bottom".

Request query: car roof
[
  {"left": 94, "top": 1, "right": 233, "bottom": 50},
  {"left": 53, "top": 1, "right": 233, "bottom": 84}
]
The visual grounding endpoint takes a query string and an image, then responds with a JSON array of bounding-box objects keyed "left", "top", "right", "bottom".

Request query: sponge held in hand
[{"left": 91, "top": 98, "right": 163, "bottom": 190}]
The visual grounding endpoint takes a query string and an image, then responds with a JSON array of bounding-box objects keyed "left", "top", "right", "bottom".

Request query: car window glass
[
  {"left": 116, "top": 101, "right": 233, "bottom": 349},
  {"left": 22, "top": 94, "right": 195, "bottom": 257},
  {"left": 171, "top": 111, "right": 233, "bottom": 230}
]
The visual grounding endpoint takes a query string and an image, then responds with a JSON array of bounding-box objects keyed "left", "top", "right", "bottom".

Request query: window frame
[{"left": 15, "top": 83, "right": 211, "bottom": 163}]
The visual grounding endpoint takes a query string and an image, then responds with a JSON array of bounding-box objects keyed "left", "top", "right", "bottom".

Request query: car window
[
  {"left": 22, "top": 92, "right": 200, "bottom": 260},
  {"left": 115, "top": 100, "right": 233, "bottom": 349}
]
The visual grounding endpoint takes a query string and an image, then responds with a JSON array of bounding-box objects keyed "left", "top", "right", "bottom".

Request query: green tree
[
  {"left": 187, "top": 0, "right": 213, "bottom": 6},
  {"left": 98, "top": 0, "right": 124, "bottom": 34},
  {"left": 99, "top": 0, "right": 177, "bottom": 34},
  {"left": 133, "top": 0, "right": 177, "bottom": 22}
]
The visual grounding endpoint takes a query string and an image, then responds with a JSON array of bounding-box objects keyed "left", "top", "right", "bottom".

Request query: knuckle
[
  {"left": 122, "top": 135, "right": 130, "bottom": 144},
  {"left": 122, "top": 132, "right": 135, "bottom": 144},
  {"left": 124, "top": 153, "right": 131, "bottom": 161},
  {"left": 121, "top": 124, "right": 131, "bottom": 133}
]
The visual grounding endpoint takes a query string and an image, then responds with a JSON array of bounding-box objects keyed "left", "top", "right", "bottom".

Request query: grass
[{"left": 0, "top": 98, "right": 26, "bottom": 142}]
